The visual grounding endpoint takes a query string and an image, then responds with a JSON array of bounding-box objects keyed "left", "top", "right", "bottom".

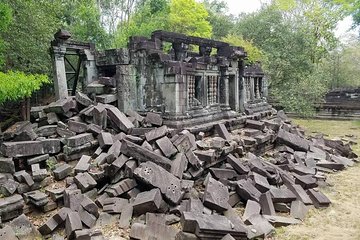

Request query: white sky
[{"left": 223, "top": 0, "right": 357, "bottom": 42}]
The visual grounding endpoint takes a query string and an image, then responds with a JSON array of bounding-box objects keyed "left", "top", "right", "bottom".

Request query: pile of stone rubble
[{"left": 0, "top": 91, "right": 357, "bottom": 240}]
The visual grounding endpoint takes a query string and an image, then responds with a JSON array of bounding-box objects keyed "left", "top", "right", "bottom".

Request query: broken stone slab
[
  {"left": 0, "top": 157, "right": 15, "bottom": 173},
  {"left": 0, "top": 194, "right": 24, "bottom": 221},
  {"left": 306, "top": 189, "right": 331, "bottom": 208},
  {"left": 316, "top": 160, "right": 345, "bottom": 171},
  {"left": 269, "top": 187, "right": 297, "bottom": 203},
  {"left": 215, "top": 123, "right": 231, "bottom": 141},
  {"left": 3, "top": 121, "right": 32, "bottom": 140},
  {"left": 0, "top": 225, "right": 18, "bottom": 240},
  {"left": 290, "top": 200, "right": 309, "bottom": 220},
  {"left": 171, "top": 153, "right": 188, "bottom": 179},
  {"left": 78, "top": 207, "right": 97, "bottom": 228},
  {"left": 246, "top": 119, "right": 265, "bottom": 131},
  {"left": 203, "top": 177, "right": 229, "bottom": 212},
  {"left": 236, "top": 179, "right": 261, "bottom": 202},
  {"left": 75, "top": 91, "right": 93, "bottom": 107},
  {"left": 102, "top": 197, "right": 129, "bottom": 213},
  {"left": 36, "top": 125, "right": 57, "bottom": 137},
  {"left": 145, "top": 126, "right": 168, "bottom": 142},
  {"left": 156, "top": 136, "right": 178, "bottom": 158},
  {"left": 0, "top": 179, "right": 19, "bottom": 196},
  {"left": 0, "top": 139, "right": 61, "bottom": 157},
  {"left": 64, "top": 189, "right": 85, "bottom": 211},
  {"left": 14, "top": 170, "right": 34, "bottom": 186},
  {"left": 53, "top": 163, "right": 72, "bottom": 180},
  {"left": 74, "top": 155, "right": 91, "bottom": 173},
  {"left": 118, "top": 203, "right": 133, "bottom": 228},
  {"left": 132, "top": 188, "right": 163, "bottom": 215},
  {"left": 226, "top": 154, "right": 250, "bottom": 174},
  {"left": 68, "top": 120, "right": 88, "bottom": 134},
  {"left": 145, "top": 112, "right": 163, "bottom": 126},
  {"left": 277, "top": 129, "right": 310, "bottom": 151},
  {"left": 193, "top": 149, "right": 216, "bottom": 164},
  {"left": 31, "top": 164, "right": 48, "bottom": 182},
  {"left": 65, "top": 212, "right": 83, "bottom": 239},
  {"left": 27, "top": 154, "right": 49, "bottom": 165},
  {"left": 9, "top": 214, "right": 42, "bottom": 240},
  {"left": 66, "top": 133, "right": 95, "bottom": 147},
  {"left": 98, "top": 131, "right": 113, "bottom": 149},
  {"left": 74, "top": 229, "right": 104, "bottom": 240},
  {"left": 106, "top": 106, "right": 134, "bottom": 134},
  {"left": 173, "top": 134, "right": 196, "bottom": 153},
  {"left": 96, "top": 94, "right": 117, "bottom": 104},
  {"left": 243, "top": 200, "right": 261, "bottom": 221},
  {"left": 92, "top": 104, "right": 107, "bottom": 130},
  {"left": 259, "top": 191, "right": 275, "bottom": 216},
  {"left": 74, "top": 172, "right": 97, "bottom": 192},
  {"left": 134, "top": 161, "right": 184, "bottom": 205},
  {"left": 106, "top": 178, "right": 137, "bottom": 197},
  {"left": 45, "top": 97, "right": 76, "bottom": 114},
  {"left": 263, "top": 215, "right": 301, "bottom": 227},
  {"left": 244, "top": 214, "right": 274, "bottom": 238},
  {"left": 121, "top": 139, "right": 172, "bottom": 171},
  {"left": 185, "top": 150, "right": 202, "bottom": 170},
  {"left": 27, "top": 190, "right": 49, "bottom": 207},
  {"left": 81, "top": 196, "right": 99, "bottom": 218},
  {"left": 251, "top": 172, "right": 271, "bottom": 193},
  {"left": 285, "top": 183, "right": 313, "bottom": 205},
  {"left": 209, "top": 168, "right": 237, "bottom": 180}
]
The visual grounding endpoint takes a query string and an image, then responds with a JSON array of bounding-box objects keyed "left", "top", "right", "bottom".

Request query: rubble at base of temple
[{"left": 0, "top": 94, "right": 358, "bottom": 240}]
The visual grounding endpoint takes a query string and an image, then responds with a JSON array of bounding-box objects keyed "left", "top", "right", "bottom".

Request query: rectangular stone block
[
  {"left": 53, "top": 163, "right": 72, "bottom": 180},
  {"left": 156, "top": 136, "right": 178, "bottom": 158},
  {"left": 74, "top": 155, "right": 91, "bottom": 173},
  {"left": 171, "top": 153, "right": 188, "bottom": 179},
  {"left": 145, "top": 112, "right": 163, "bottom": 126},
  {"left": 65, "top": 212, "right": 83, "bottom": 239},
  {"left": 68, "top": 120, "right": 88, "bottom": 134},
  {"left": 0, "top": 157, "right": 15, "bottom": 173},
  {"left": 133, "top": 188, "right": 162, "bottom": 215},
  {"left": 215, "top": 123, "right": 231, "bottom": 140},
  {"left": 145, "top": 126, "right": 168, "bottom": 142},
  {"left": 66, "top": 133, "right": 95, "bottom": 147},
  {"left": 98, "top": 131, "right": 113, "bottom": 149},
  {"left": 235, "top": 179, "right": 261, "bottom": 202},
  {"left": 74, "top": 172, "right": 97, "bottom": 192},
  {"left": 27, "top": 154, "right": 49, "bottom": 165},
  {"left": 203, "top": 177, "right": 229, "bottom": 212},
  {"left": 226, "top": 154, "right": 250, "bottom": 174},
  {"left": 106, "top": 106, "right": 134, "bottom": 134}
]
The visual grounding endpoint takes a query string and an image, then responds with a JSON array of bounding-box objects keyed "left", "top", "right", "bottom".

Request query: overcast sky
[{"left": 222, "top": 0, "right": 356, "bottom": 42}]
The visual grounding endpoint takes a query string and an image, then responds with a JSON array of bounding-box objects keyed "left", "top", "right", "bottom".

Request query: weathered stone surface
[
  {"left": 14, "top": 170, "right": 34, "bottom": 186},
  {"left": 121, "top": 139, "right": 172, "bottom": 171},
  {"left": 243, "top": 200, "right": 261, "bottom": 221},
  {"left": 209, "top": 168, "right": 237, "bottom": 180},
  {"left": 65, "top": 212, "right": 83, "bottom": 239},
  {"left": 244, "top": 214, "right": 274, "bottom": 237},
  {"left": 46, "top": 97, "right": 76, "bottom": 114},
  {"left": 277, "top": 129, "right": 310, "bottom": 151},
  {"left": 53, "top": 207, "right": 73, "bottom": 224},
  {"left": 1, "top": 179, "right": 19, "bottom": 196},
  {"left": 215, "top": 123, "right": 231, "bottom": 140},
  {"left": 246, "top": 119, "right": 265, "bottom": 131},
  {"left": 285, "top": 183, "right": 313, "bottom": 205},
  {"left": 53, "top": 163, "right": 72, "bottom": 180},
  {"left": 171, "top": 153, "right": 188, "bottom": 179},
  {"left": 68, "top": 120, "right": 88, "bottom": 133},
  {"left": 98, "top": 131, "right": 113, "bottom": 149},
  {"left": 203, "top": 177, "right": 229, "bottom": 212},
  {"left": 3, "top": 121, "right": 32, "bottom": 140},
  {"left": 66, "top": 133, "right": 95, "bottom": 147},
  {"left": 145, "top": 126, "right": 168, "bottom": 142},
  {"left": 0, "top": 157, "right": 15, "bottom": 173},
  {"left": 107, "top": 106, "right": 134, "bottom": 133},
  {"left": 36, "top": 125, "right": 57, "bottom": 137},
  {"left": 236, "top": 179, "right": 261, "bottom": 202},
  {"left": 31, "top": 164, "right": 48, "bottom": 182},
  {"left": 185, "top": 150, "right": 202, "bottom": 170},
  {"left": 75, "top": 91, "right": 93, "bottom": 107},
  {"left": 96, "top": 94, "right": 117, "bottom": 104},
  {"left": 252, "top": 172, "right": 271, "bottom": 193},
  {"left": 263, "top": 215, "right": 301, "bottom": 227},
  {"left": 145, "top": 112, "right": 163, "bottom": 126},
  {"left": 226, "top": 154, "right": 250, "bottom": 174},
  {"left": 134, "top": 161, "right": 183, "bottom": 204},
  {"left": 270, "top": 187, "right": 297, "bottom": 203},
  {"left": 74, "top": 155, "right": 91, "bottom": 173},
  {"left": 1, "top": 140, "right": 60, "bottom": 157},
  {"left": 307, "top": 189, "right": 331, "bottom": 208},
  {"left": 27, "top": 154, "right": 49, "bottom": 165},
  {"left": 290, "top": 200, "right": 309, "bottom": 220},
  {"left": 74, "top": 172, "right": 97, "bottom": 192},
  {"left": 132, "top": 188, "right": 163, "bottom": 215},
  {"left": 156, "top": 136, "right": 178, "bottom": 157},
  {"left": 106, "top": 178, "right": 137, "bottom": 196},
  {"left": 259, "top": 191, "right": 275, "bottom": 216},
  {"left": 0, "top": 225, "right": 18, "bottom": 240},
  {"left": 0, "top": 194, "right": 24, "bottom": 221},
  {"left": 9, "top": 214, "right": 42, "bottom": 240}
]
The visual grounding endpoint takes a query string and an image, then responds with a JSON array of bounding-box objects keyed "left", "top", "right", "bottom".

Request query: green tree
[
  {"left": 169, "top": 0, "right": 212, "bottom": 38},
  {"left": 0, "top": 2, "right": 12, "bottom": 67}
]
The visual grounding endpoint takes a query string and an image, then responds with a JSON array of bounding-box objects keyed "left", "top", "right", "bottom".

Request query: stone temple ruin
[
  {"left": 0, "top": 30, "right": 357, "bottom": 240},
  {"left": 51, "top": 29, "right": 271, "bottom": 128}
]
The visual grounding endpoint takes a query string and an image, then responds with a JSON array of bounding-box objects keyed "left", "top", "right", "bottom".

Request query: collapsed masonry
[
  {"left": 0, "top": 92, "right": 357, "bottom": 239},
  {"left": 51, "top": 29, "right": 271, "bottom": 128}
]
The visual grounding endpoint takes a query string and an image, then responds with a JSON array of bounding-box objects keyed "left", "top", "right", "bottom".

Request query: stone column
[
  {"left": 250, "top": 77, "right": 255, "bottom": 101},
  {"left": 82, "top": 49, "right": 97, "bottom": 86},
  {"left": 262, "top": 76, "right": 268, "bottom": 99},
  {"left": 52, "top": 46, "right": 68, "bottom": 100},
  {"left": 219, "top": 67, "right": 229, "bottom": 109}
]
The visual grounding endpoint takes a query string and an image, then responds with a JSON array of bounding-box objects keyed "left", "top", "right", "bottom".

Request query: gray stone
[
  {"left": 236, "top": 179, "right": 261, "bottom": 202},
  {"left": 263, "top": 215, "right": 301, "bottom": 227},
  {"left": 81, "top": 196, "right": 99, "bottom": 218},
  {"left": 102, "top": 197, "right": 129, "bottom": 213},
  {"left": 9, "top": 214, "right": 42, "bottom": 240},
  {"left": 134, "top": 161, "right": 184, "bottom": 204},
  {"left": 0, "top": 225, "right": 17, "bottom": 240},
  {"left": 93, "top": 104, "right": 107, "bottom": 129},
  {"left": 259, "top": 191, "right": 275, "bottom": 216},
  {"left": 38, "top": 215, "right": 60, "bottom": 235},
  {"left": 269, "top": 187, "right": 297, "bottom": 203},
  {"left": 96, "top": 94, "right": 117, "bottom": 104},
  {"left": 78, "top": 207, "right": 97, "bottom": 228},
  {"left": 87, "top": 82, "right": 105, "bottom": 94},
  {"left": 0, "top": 157, "right": 15, "bottom": 173},
  {"left": 209, "top": 168, "right": 237, "bottom": 180},
  {"left": 118, "top": 203, "right": 133, "bottom": 228},
  {"left": 46, "top": 97, "right": 76, "bottom": 114},
  {"left": 252, "top": 172, "right": 271, "bottom": 193},
  {"left": 171, "top": 153, "right": 188, "bottom": 179},
  {"left": 31, "top": 164, "right": 48, "bottom": 181},
  {"left": 36, "top": 125, "right": 57, "bottom": 137},
  {"left": 244, "top": 214, "right": 274, "bottom": 237},
  {"left": 1, "top": 140, "right": 60, "bottom": 157},
  {"left": 133, "top": 188, "right": 163, "bottom": 215},
  {"left": 67, "top": 121, "right": 88, "bottom": 135},
  {"left": 74, "top": 155, "right": 91, "bottom": 173},
  {"left": 246, "top": 119, "right": 265, "bottom": 130},
  {"left": 0, "top": 179, "right": 19, "bottom": 196},
  {"left": 226, "top": 154, "right": 250, "bottom": 174},
  {"left": 243, "top": 200, "right": 261, "bottom": 221},
  {"left": 53, "top": 207, "right": 73, "bottom": 224},
  {"left": 156, "top": 136, "right": 178, "bottom": 157},
  {"left": 14, "top": 170, "right": 34, "bottom": 186},
  {"left": 185, "top": 151, "right": 202, "bottom": 170},
  {"left": 306, "top": 189, "right": 331, "bottom": 208},
  {"left": 65, "top": 212, "right": 83, "bottom": 239},
  {"left": 74, "top": 172, "right": 97, "bottom": 192},
  {"left": 121, "top": 139, "right": 172, "bottom": 171},
  {"left": 3, "top": 121, "right": 32, "bottom": 140},
  {"left": 53, "top": 163, "right": 72, "bottom": 180},
  {"left": 106, "top": 178, "right": 137, "bottom": 197},
  {"left": 277, "top": 129, "right": 310, "bottom": 151},
  {"left": 215, "top": 123, "right": 231, "bottom": 141},
  {"left": 126, "top": 109, "right": 144, "bottom": 123},
  {"left": 66, "top": 133, "right": 94, "bottom": 147},
  {"left": 98, "top": 131, "right": 113, "bottom": 149},
  {"left": 64, "top": 189, "right": 84, "bottom": 211},
  {"left": 145, "top": 112, "right": 163, "bottom": 126},
  {"left": 106, "top": 106, "right": 134, "bottom": 133},
  {"left": 75, "top": 91, "right": 93, "bottom": 107},
  {"left": 290, "top": 200, "right": 309, "bottom": 220},
  {"left": 203, "top": 177, "right": 229, "bottom": 212},
  {"left": 145, "top": 126, "right": 168, "bottom": 142},
  {"left": 27, "top": 154, "right": 49, "bottom": 165},
  {"left": 0, "top": 194, "right": 24, "bottom": 221}
]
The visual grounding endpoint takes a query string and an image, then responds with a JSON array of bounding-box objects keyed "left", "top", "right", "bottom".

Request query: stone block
[
  {"left": 102, "top": 197, "right": 129, "bottom": 213},
  {"left": 194, "top": 150, "right": 216, "bottom": 164},
  {"left": 185, "top": 150, "right": 202, "bottom": 170},
  {"left": 246, "top": 119, "right": 265, "bottom": 131},
  {"left": 126, "top": 109, "right": 144, "bottom": 123},
  {"left": 36, "top": 125, "right": 57, "bottom": 137},
  {"left": 145, "top": 112, "right": 163, "bottom": 126},
  {"left": 277, "top": 129, "right": 310, "bottom": 151},
  {"left": 31, "top": 164, "right": 48, "bottom": 182},
  {"left": 66, "top": 133, "right": 94, "bottom": 147},
  {"left": 64, "top": 189, "right": 84, "bottom": 211},
  {"left": 14, "top": 170, "right": 34, "bottom": 186},
  {"left": 134, "top": 161, "right": 184, "bottom": 204},
  {"left": 145, "top": 126, "right": 168, "bottom": 142},
  {"left": 244, "top": 214, "right": 274, "bottom": 237},
  {"left": 0, "top": 225, "right": 18, "bottom": 240},
  {"left": 9, "top": 214, "right": 42, "bottom": 240},
  {"left": 209, "top": 168, "right": 237, "bottom": 180},
  {"left": 226, "top": 154, "right": 250, "bottom": 174},
  {"left": 263, "top": 215, "right": 301, "bottom": 227},
  {"left": 203, "top": 177, "right": 229, "bottom": 212},
  {"left": 252, "top": 172, "right": 271, "bottom": 193},
  {"left": 53, "top": 163, "right": 72, "bottom": 180},
  {"left": 75, "top": 91, "right": 93, "bottom": 107},
  {"left": 87, "top": 82, "right": 105, "bottom": 94},
  {"left": 96, "top": 94, "right": 117, "bottom": 104},
  {"left": 171, "top": 153, "right": 188, "bottom": 179},
  {"left": 81, "top": 196, "right": 99, "bottom": 218},
  {"left": 215, "top": 123, "right": 231, "bottom": 140},
  {"left": 133, "top": 188, "right": 163, "bottom": 215},
  {"left": 38, "top": 216, "right": 60, "bottom": 235},
  {"left": 65, "top": 212, "right": 83, "bottom": 239},
  {"left": 78, "top": 207, "right": 97, "bottom": 228},
  {"left": 93, "top": 104, "right": 107, "bottom": 129},
  {"left": 27, "top": 154, "right": 49, "bottom": 165},
  {"left": 68, "top": 120, "right": 88, "bottom": 133},
  {"left": 290, "top": 200, "right": 309, "bottom": 220},
  {"left": 243, "top": 200, "right": 261, "bottom": 221},
  {"left": 0, "top": 179, "right": 19, "bottom": 196},
  {"left": 0, "top": 157, "right": 15, "bottom": 173},
  {"left": 269, "top": 187, "right": 297, "bottom": 203},
  {"left": 306, "top": 189, "right": 331, "bottom": 208},
  {"left": 0, "top": 141, "right": 42, "bottom": 157},
  {"left": 74, "top": 172, "right": 97, "bottom": 192},
  {"left": 121, "top": 139, "right": 172, "bottom": 171},
  {"left": 119, "top": 203, "right": 133, "bottom": 228},
  {"left": 74, "top": 155, "right": 91, "bottom": 173},
  {"left": 0, "top": 194, "right": 24, "bottom": 221},
  {"left": 259, "top": 191, "right": 275, "bottom": 216},
  {"left": 46, "top": 97, "right": 76, "bottom": 114},
  {"left": 106, "top": 106, "right": 134, "bottom": 133},
  {"left": 98, "top": 131, "right": 113, "bottom": 149},
  {"left": 156, "top": 136, "right": 178, "bottom": 157},
  {"left": 106, "top": 178, "right": 137, "bottom": 197},
  {"left": 235, "top": 179, "right": 261, "bottom": 202},
  {"left": 53, "top": 207, "right": 73, "bottom": 224}
]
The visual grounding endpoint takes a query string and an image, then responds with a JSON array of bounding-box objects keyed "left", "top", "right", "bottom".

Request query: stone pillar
[
  {"left": 250, "top": 77, "right": 255, "bottom": 101},
  {"left": 262, "top": 76, "right": 268, "bottom": 99},
  {"left": 52, "top": 46, "right": 68, "bottom": 100},
  {"left": 116, "top": 65, "right": 136, "bottom": 112},
  {"left": 82, "top": 49, "right": 97, "bottom": 86},
  {"left": 239, "top": 76, "right": 245, "bottom": 112},
  {"left": 219, "top": 67, "right": 229, "bottom": 109}
]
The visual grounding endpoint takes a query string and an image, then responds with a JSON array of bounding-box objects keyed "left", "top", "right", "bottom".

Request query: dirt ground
[{"left": 275, "top": 119, "right": 360, "bottom": 240}]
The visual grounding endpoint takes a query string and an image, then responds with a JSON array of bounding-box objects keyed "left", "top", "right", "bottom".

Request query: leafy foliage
[
  {"left": 0, "top": 3, "right": 12, "bottom": 67},
  {"left": 221, "top": 34, "right": 265, "bottom": 64},
  {"left": 0, "top": 71, "right": 49, "bottom": 104}
]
